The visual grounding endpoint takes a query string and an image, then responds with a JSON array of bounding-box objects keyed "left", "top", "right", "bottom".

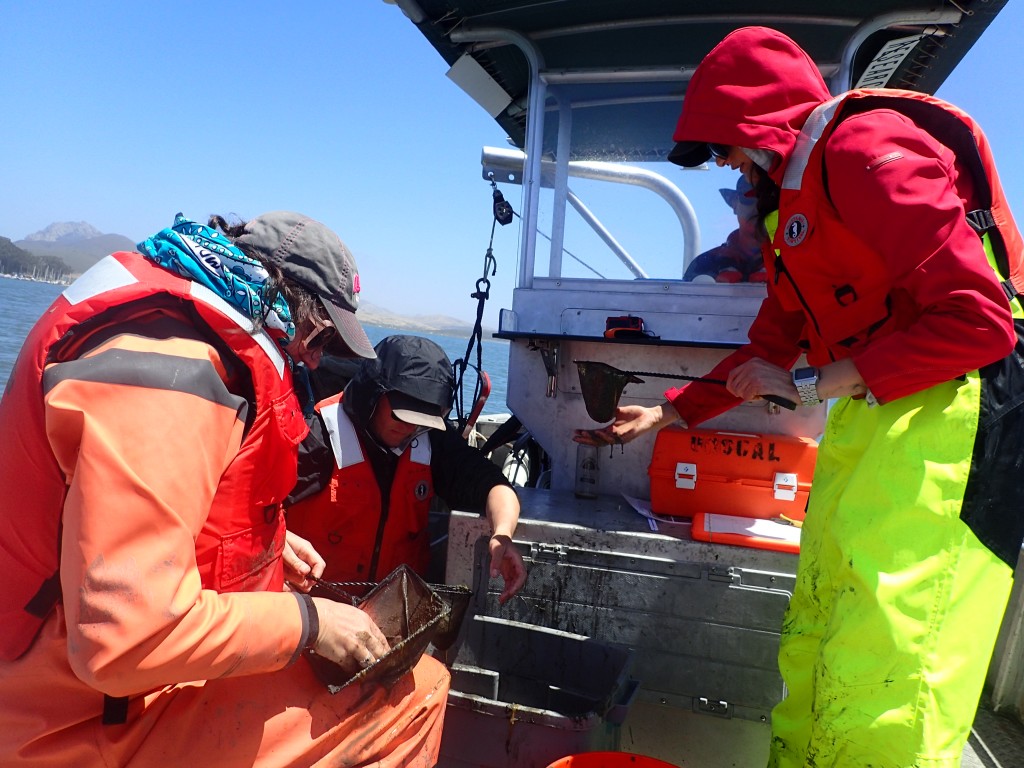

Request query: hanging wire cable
[
  {"left": 452, "top": 177, "right": 509, "bottom": 434},
  {"left": 503, "top": 206, "right": 606, "bottom": 279},
  {"left": 527, "top": 215, "right": 606, "bottom": 279},
  {"left": 451, "top": 175, "right": 605, "bottom": 439}
]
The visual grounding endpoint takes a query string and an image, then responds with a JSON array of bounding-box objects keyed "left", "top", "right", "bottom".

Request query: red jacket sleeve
[{"left": 667, "top": 286, "right": 807, "bottom": 426}]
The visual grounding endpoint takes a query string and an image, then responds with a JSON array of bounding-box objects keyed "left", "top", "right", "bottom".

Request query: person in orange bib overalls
[{"left": 0, "top": 212, "right": 450, "bottom": 767}]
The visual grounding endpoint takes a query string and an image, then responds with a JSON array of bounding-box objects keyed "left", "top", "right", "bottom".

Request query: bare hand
[
  {"left": 488, "top": 534, "right": 527, "bottom": 604},
  {"left": 283, "top": 530, "right": 325, "bottom": 593},
  {"left": 573, "top": 403, "right": 670, "bottom": 446},
  {"left": 725, "top": 358, "right": 800, "bottom": 405},
  {"left": 311, "top": 597, "right": 391, "bottom": 675}
]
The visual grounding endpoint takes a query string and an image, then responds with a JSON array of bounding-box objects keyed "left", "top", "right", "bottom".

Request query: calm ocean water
[{"left": 0, "top": 275, "right": 509, "bottom": 414}]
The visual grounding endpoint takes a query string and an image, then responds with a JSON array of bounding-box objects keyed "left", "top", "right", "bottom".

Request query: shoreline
[{"left": 0, "top": 273, "right": 72, "bottom": 286}]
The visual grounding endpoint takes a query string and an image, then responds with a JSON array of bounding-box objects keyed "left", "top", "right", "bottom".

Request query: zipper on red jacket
[
  {"left": 369, "top": 492, "right": 389, "bottom": 582},
  {"left": 773, "top": 252, "right": 837, "bottom": 363}
]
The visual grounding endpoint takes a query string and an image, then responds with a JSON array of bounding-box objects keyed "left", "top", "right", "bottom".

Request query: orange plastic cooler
[{"left": 648, "top": 426, "right": 817, "bottom": 521}]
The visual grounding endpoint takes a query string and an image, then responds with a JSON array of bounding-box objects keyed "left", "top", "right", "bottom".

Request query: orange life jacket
[
  {"left": 0, "top": 251, "right": 307, "bottom": 661},
  {"left": 285, "top": 392, "right": 434, "bottom": 583},
  {"left": 770, "top": 88, "right": 1024, "bottom": 362}
]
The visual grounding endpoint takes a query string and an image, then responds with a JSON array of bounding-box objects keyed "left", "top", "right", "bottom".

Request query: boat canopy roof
[{"left": 394, "top": 0, "right": 1006, "bottom": 162}]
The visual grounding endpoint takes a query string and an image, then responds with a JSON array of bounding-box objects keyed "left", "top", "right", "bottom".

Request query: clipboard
[{"left": 690, "top": 511, "right": 801, "bottom": 555}]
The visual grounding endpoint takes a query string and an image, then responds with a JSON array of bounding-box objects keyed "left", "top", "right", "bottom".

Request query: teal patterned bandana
[{"left": 137, "top": 213, "right": 295, "bottom": 346}]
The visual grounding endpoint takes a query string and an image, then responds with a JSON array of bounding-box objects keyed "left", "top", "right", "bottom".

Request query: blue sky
[{"left": 1, "top": 2, "right": 1021, "bottom": 326}]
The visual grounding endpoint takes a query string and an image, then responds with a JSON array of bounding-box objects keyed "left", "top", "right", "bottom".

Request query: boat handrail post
[{"left": 450, "top": 26, "right": 546, "bottom": 290}]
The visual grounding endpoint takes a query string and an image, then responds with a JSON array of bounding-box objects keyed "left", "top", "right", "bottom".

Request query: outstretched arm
[
  {"left": 484, "top": 484, "right": 527, "bottom": 603},
  {"left": 574, "top": 400, "right": 684, "bottom": 446}
]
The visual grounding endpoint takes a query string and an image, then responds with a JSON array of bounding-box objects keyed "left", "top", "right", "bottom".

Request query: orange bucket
[{"left": 546, "top": 752, "right": 680, "bottom": 768}]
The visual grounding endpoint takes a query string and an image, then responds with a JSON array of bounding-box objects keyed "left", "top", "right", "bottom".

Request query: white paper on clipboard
[
  {"left": 622, "top": 494, "right": 689, "bottom": 532},
  {"left": 703, "top": 513, "right": 802, "bottom": 545}
]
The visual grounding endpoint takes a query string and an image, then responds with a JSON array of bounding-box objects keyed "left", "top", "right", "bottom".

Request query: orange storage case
[{"left": 648, "top": 426, "right": 817, "bottom": 521}]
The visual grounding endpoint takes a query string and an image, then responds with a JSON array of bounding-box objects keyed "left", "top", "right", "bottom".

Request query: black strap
[
  {"left": 298, "top": 592, "right": 320, "bottom": 651},
  {"left": 102, "top": 695, "right": 129, "bottom": 725},
  {"left": 966, "top": 208, "right": 997, "bottom": 235},
  {"left": 24, "top": 571, "right": 62, "bottom": 618}
]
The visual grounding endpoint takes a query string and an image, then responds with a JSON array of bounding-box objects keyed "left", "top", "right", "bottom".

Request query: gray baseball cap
[{"left": 236, "top": 211, "right": 375, "bottom": 359}]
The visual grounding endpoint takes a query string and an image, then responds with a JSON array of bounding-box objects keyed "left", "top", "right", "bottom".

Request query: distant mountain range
[
  {"left": 356, "top": 301, "right": 486, "bottom": 337},
  {"left": 4, "top": 222, "right": 483, "bottom": 335},
  {"left": 15, "top": 222, "right": 136, "bottom": 275}
]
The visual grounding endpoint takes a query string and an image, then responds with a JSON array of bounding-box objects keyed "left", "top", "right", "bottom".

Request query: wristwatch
[{"left": 792, "top": 367, "right": 822, "bottom": 407}]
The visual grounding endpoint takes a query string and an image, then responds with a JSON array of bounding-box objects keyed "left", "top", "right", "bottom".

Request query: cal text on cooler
[{"left": 648, "top": 427, "right": 818, "bottom": 522}]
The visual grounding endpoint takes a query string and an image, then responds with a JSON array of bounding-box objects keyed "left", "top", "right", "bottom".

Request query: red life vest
[
  {"left": 285, "top": 392, "right": 434, "bottom": 583},
  {"left": 0, "top": 251, "right": 307, "bottom": 661},
  {"left": 769, "top": 88, "right": 1024, "bottom": 362}
]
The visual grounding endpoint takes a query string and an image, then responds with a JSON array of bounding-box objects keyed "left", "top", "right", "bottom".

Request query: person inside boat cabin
[
  {"left": 284, "top": 333, "right": 527, "bottom": 604},
  {"left": 683, "top": 175, "right": 766, "bottom": 283},
  {"left": 0, "top": 212, "right": 450, "bottom": 766},
  {"left": 577, "top": 25, "right": 1024, "bottom": 768}
]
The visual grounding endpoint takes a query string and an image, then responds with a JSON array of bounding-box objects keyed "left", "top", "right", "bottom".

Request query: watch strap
[
  {"left": 793, "top": 367, "right": 821, "bottom": 407},
  {"left": 297, "top": 592, "right": 320, "bottom": 652}
]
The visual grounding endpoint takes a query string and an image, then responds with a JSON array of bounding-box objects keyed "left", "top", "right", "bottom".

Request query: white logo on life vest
[
  {"left": 414, "top": 481, "right": 430, "bottom": 501},
  {"left": 783, "top": 213, "right": 809, "bottom": 246}
]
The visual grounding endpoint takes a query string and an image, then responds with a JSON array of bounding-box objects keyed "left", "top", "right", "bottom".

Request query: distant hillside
[
  {"left": 17, "top": 223, "right": 136, "bottom": 275},
  {"left": 23, "top": 221, "right": 105, "bottom": 243},
  {"left": 5, "top": 222, "right": 489, "bottom": 335},
  {"left": 357, "top": 301, "right": 489, "bottom": 336},
  {"left": 0, "top": 236, "right": 72, "bottom": 280}
]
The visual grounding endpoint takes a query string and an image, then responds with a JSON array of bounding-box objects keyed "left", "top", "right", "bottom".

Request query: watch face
[{"left": 794, "top": 367, "right": 818, "bottom": 384}]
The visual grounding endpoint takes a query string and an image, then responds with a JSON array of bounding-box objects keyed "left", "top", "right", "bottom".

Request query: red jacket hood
[{"left": 672, "top": 26, "right": 832, "bottom": 184}]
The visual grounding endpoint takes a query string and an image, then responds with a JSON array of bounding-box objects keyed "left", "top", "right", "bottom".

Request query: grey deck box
[
  {"left": 442, "top": 488, "right": 800, "bottom": 766},
  {"left": 436, "top": 615, "right": 637, "bottom": 768}
]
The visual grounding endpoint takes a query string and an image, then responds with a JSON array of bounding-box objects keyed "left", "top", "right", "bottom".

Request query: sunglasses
[
  {"left": 302, "top": 318, "right": 337, "bottom": 351},
  {"left": 708, "top": 143, "right": 732, "bottom": 160}
]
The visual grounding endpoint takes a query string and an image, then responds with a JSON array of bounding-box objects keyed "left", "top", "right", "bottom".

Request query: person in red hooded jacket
[{"left": 577, "top": 26, "right": 1024, "bottom": 768}]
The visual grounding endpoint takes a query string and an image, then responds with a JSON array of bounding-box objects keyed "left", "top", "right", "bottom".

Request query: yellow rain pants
[{"left": 769, "top": 372, "right": 1014, "bottom": 768}]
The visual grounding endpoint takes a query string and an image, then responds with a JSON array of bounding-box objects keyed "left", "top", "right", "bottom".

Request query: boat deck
[
  {"left": 965, "top": 703, "right": 1024, "bottom": 768},
  {"left": 443, "top": 490, "right": 1024, "bottom": 767}
]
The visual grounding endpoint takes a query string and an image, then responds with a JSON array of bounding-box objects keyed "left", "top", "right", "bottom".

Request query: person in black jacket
[{"left": 284, "top": 335, "right": 527, "bottom": 604}]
